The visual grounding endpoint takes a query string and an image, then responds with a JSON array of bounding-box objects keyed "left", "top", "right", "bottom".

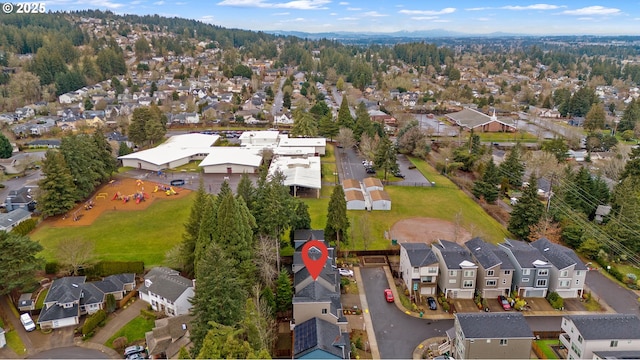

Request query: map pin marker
[{"left": 301, "top": 240, "right": 329, "bottom": 281}]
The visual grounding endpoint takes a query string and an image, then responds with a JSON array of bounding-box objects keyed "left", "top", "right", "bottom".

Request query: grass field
[
  {"left": 31, "top": 193, "right": 195, "bottom": 267},
  {"left": 303, "top": 157, "right": 510, "bottom": 250},
  {"left": 105, "top": 314, "right": 155, "bottom": 348},
  {"left": 535, "top": 339, "right": 560, "bottom": 359}
]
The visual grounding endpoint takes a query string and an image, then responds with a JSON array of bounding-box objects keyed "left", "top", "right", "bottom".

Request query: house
[
  {"left": 17, "top": 293, "right": 34, "bottom": 312},
  {"left": 432, "top": 239, "right": 478, "bottom": 299},
  {"left": 0, "top": 208, "right": 32, "bottom": 231},
  {"left": 369, "top": 189, "right": 391, "bottom": 211},
  {"left": 594, "top": 205, "right": 612, "bottom": 224},
  {"left": 448, "top": 312, "right": 535, "bottom": 359},
  {"left": 445, "top": 108, "right": 516, "bottom": 133},
  {"left": 292, "top": 230, "right": 331, "bottom": 273},
  {"left": 345, "top": 189, "right": 366, "bottom": 210},
  {"left": 399, "top": 243, "right": 439, "bottom": 300},
  {"left": 464, "top": 237, "right": 514, "bottom": 298},
  {"left": 363, "top": 177, "right": 383, "bottom": 192},
  {"left": 341, "top": 179, "right": 361, "bottom": 192},
  {"left": 293, "top": 317, "right": 350, "bottom": 359},
  {"left": 274, "top": 113, "right": 294, "bottom": 126},
  {"left": 292, "top": 281, "right": 347, "bottom": 332},
  {"left": 4, "top": 187, "right": 36, "bottom": 212},
  {"left": 530, "top": 238, "right": 587, "bottom": 298},
  {"left": 138, "top": 267, "right": 195, "bottom": 317},
  {"left": 560, "top": 314, "right": 640, "bottom": 360},
  {"left": 145, "top": 314, "right": 193, "bottom": 358},
  {"left": 499, "top": 239, "right": 551, "bottom": 298},
  {"left": 119, "top": 134, "right": 220, "bottom": 171}
]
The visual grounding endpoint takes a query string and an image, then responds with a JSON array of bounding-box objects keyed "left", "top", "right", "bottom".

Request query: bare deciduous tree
[
  {"left": 335, "top": 127, "right": 356, "bottom": 151},
  {"left": 528, "top": 216, "right": 562, "bottom": 243},
  {"left": 255, "top": 235, "right": 278, "bottom": 288},
  {"left": 250, "top": 284, "right": 276, "bottom": 351},
  {"left": 358, "top": 134, "right": 380, "bottom": 162},
  {"left": 55, "top": 238, "right": 96, "bottom": 276}
]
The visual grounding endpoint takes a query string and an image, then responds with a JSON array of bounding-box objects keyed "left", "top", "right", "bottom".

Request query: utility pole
[{"left": 546, "top": 175, "right": 554, "bottom": 213}]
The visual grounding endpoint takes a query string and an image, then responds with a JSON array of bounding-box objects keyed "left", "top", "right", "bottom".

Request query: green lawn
[
  {"left": 304, "top": 158, "right": 510, "bottom": 250},
  {"left": 31, "top": 193, "right": 195, "bottom": 267},
  {"left": 35, "top": 289, "right": 48, "bottom": 310},
  {"left": 535, "top": 339, "right": 560, "bottom": 359},
  {"left": 105, "top": 314, "right": 156, "bottom": 348},
  {"left": 5, "top": 331, "right": 27, "bottom": 356}
]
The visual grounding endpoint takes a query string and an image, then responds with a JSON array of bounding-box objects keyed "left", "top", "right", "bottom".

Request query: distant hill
[{"left": 266, "top": 29, "right": 526, "bottom": 40}]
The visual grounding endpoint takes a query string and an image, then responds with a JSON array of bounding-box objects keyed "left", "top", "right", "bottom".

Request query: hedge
[
  {"left": 11, "top": 218, "right": 38, "bottom": 236},
  {"left": 546, "top": 292, "right": 564, "bottom": 310},
  {"left": 83, "top": 309, "right": 107, "bottom": 336},
  {"left": 87, "top": 261, "right": 144, "bottom": 277}
]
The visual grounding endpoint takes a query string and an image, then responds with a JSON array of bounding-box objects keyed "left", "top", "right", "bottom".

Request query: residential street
[{"left": 586, "top": 269, "right": 640, "bottom": 316}]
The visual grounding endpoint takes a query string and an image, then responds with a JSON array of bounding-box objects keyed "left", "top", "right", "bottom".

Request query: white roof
[
  {"left": 199, "top": 147, "right": 263, "bottom": 167},
  {"left": 268, "top": 156, "right": 321, "bottom": 189},
  {"left": 277, "top": 135, "right": 326, "bottom": 147},
  {"left": 273, "top": 146, "right": 317, "bottom": 156},
  {"left": 118, "top": 134, "right": 220, "bottom": 166},
  {"left": 239, "top": 130, "right": 280, "bottom": 144}
]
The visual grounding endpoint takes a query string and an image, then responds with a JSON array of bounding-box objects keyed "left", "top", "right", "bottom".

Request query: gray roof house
[
  {"left": 465, "top": 237, "right": 514, "bottom": 298},
  {"left": 448, "top": 312, "right": 535, "bottom": 359},
  {"left": 399, "top": 243, "right": 439, "bottom": 299},
  {"left": 138, "top": 267, "right": 194, "bottom": 317},
  {"left": 560, "top": 314, "right": 640, "bottom": 360},
  {"left": 432, "top": 239, "right": 478, "bottom": 299},
  {"left": 530, "top": 237, "right": 587, "bottom": 298},
  {"left": 4, "top": 187, "right": 36, "bottom": 212},
  {"left": 145, "top": 314, "right": 193, "bottom": 358},
  {"left": 0, "top": 208, "right": 32, "bottom": 231},
  {"left": 17, "top": 293, "right": 34, "bottom": 312},
  {"left": 499, "top": 239, "right": 552, "bottom": 298},
  {"left": 293, "top": 281, "right": 347, "bottom": 332},
  {"left": 293, "top": 317, "right": 350, "bottom": 359}
]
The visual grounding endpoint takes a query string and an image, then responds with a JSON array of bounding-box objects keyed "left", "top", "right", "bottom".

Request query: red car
[
  {"left": 384, "top": 289, "right": 394, "bottom": 303},
  {"left": 498, "top": 295, "right": 511, "bottom": 311}
]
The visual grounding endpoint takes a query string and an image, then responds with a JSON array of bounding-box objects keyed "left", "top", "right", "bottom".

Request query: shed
[
  {"left": 342, "top": 179, "right": 361, "bottom": 192},
  {"left": 18, "top": 293, "right": 34, "bottom": 312},
  {"left": 369, "top": 190, "right": 391, "bottom": 210},
  {"left": 345, "top": 190, "right": 366, "bottom": 210},
  {"left": 363, "top": 177, "right": 383, "bottom": 192}
]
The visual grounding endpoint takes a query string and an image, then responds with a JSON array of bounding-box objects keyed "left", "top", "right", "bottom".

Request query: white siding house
[
  {"left": 139, "top": 267, "right": 195, "bottom": 317},
  {"left": 399, "top": 243, "right": 439, "bottom": 298},
  {"left": 560, "top": 315, "right": 640, "bottom": 360}
]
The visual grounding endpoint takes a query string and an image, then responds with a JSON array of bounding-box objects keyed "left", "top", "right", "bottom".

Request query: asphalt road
[
  {"left": 29, "top": 347, "right": 109, "bottom": 359},
  {"left": 360, "top": 267, "right": 452, "bottom": 359},
  {"left": 586, "top": 269, "right": 640, "bottom": 316},
  {"left": 336, "top": 146, "right": 368, "bottom": 181}
]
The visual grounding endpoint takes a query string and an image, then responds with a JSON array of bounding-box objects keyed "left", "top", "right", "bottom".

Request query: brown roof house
[
  {"left": 145, "top": 314, "right": 193, "bottom": 358},
  {"left": 445, "top": 108, "right": 516, "bottom": 133}
]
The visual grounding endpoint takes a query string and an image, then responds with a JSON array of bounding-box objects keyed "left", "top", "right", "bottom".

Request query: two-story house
[
  {"left": 530, "top": 237, "right": 587, "bottom": 298},
  {"left": 448, "top": 312, "right": 535, "bottom": 359},
  {"left": 138, "top": 267, "right": 195, "bottom": 317},
  {"left": 293, "top": 317, "right": 350, "bottom": 359},
  {"left": 499, "top": 239, "right": 551, "bottom": 297},
  {"left": 432, "top": 239, "right": 478, "bottom": 299},
  {"left": 399, "top": 243, "right": 439, "bottom": 300},
  {"left": 560, "top": 314, "right": 640, "bottom": 359},
  {"left": 464, "top": 237, "right": 514, "bottom": 298}
]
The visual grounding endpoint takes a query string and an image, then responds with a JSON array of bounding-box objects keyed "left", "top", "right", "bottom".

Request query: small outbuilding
[
  {"left": 369, "top": 189, "right": 391, "bottom": 210},
  {"left": 345, "top": 190, "right": 366, "bottom": 210},
  {"left": 342, "top": 179, "right": 361, "bottom": 192},
  {"left": 363, "top": 177, "right": 384, "bottom": 192}
]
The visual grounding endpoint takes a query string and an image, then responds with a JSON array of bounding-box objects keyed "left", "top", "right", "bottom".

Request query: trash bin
[
  {"left": 419, "top": 311, "right": 423, "bottom": 318},
  {"left": 391, "top": 239, "right": 398, "bottom": 245}
]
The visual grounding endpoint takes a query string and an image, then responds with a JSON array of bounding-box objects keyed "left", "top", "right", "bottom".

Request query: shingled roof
[
  {"left": 465, "top": 237, "right": 502, "bottom": 269},
  {"left": 566, "top": 314, "right": 640, "bottom": 340},
  {"left": 401, "top": 243, "right": 438, "bottom": 267},
  {"left": 531, "top": 238, "right": 586, "bottom": 271},
  {"left": 456, "top": 312, "right": 534, "bottom": 339}
]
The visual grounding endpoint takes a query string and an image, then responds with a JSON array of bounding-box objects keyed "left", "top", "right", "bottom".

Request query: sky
[{"left": 42, "top": 1, "right": 640, "bottom": 35}]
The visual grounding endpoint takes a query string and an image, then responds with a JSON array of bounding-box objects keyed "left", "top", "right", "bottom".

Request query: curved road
[
  {"left": 586, "top": 270, "right": 640, "bottom": 316},
  {"left": 30, "top": 347, "right": 109, "bottom": 359}
]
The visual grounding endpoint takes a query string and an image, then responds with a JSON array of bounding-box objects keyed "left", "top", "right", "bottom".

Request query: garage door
[
  {"left": 52, "top": 317, "right": 78, "bottom": 328},
  {"left": 525, "top": 289, "right": 546, "bottom": 298}
]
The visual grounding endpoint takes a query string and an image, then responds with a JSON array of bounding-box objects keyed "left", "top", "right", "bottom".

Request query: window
[
  {"left": 522, "top": 278, "right": 530, "bottom": 282},
  {"left": 502, "top": 278, "right": 507, "bottom": 284},
  {"left": 577, "top": 335, "right": 582, "bottom": 343},
  {"left": 486, "top": 270, "right": 495, "bottom": 276},
  {"left": 322, "top": 308, "right": 327, "bottom": 314},
  {"left": 576, "top": 279, "right": 580, "bottom": 285},
  {"left": 428, "top": 267, "right": 438, "bottom": 274},
  {"left": 538, "top": 269, "right": 548, "bottom": 276},
  {"left": 463, "top": 280, "right": 474, "bottom": 288},
  {"left": 560, "top": 280, "right": 570, "bottom": 287},
  {"left": 571, "top": 343, "right": 581, "bottom": 357},
  {"left": 537, "top": 279, "right": 547, "bottom": 287},
  {"left": 561, "top": 270, "right": 569, "bottom": 277},
  {"left": 413, "top": 267, "right": 419, "bottom": 274},
  {"left": 523, "top": 269, "right": 531, "bottom": 275},
  {"left": 449, "top": 270, "right": 457, "bottom": 276},
  {"left": 421, "top": 276, "right": 433, "bottom": 283},
  {"left": 464, "top": 270, "right": 475, "bottom": 277},
  {"left": 610, "top": 340, "right": 618, "bottom": 347},
  {"left": 486, "top": 280, "right": 497, "bottom": 286},
  {"left": 503, "top": 270, "right": 511, "bottom": 275},
  {"left": 576, "top": 271, "right": 582, "bottom": 276},
  {"left": 499, "top": 339, "right": 508, "bottom": 346}
]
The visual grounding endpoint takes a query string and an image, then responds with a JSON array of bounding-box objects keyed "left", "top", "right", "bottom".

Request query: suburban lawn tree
[
  {"left": 60, "top": 135, "right": 105, "bottom": 200},
  {"left": 508, "top": 174, "right": 545, "bottom": 240},
  {"left": 337, "top": 97, "right": 355, "bottom": 129},
  {"left": 38, "top": 150, "right": 77, "bottom": 217},
  {"left": 0, "top": 231, "right": 43, "bottom": 295},
  {"left": 291, "top": 111, "right": 318, "bottom": 138},
  {"left": 91, "top": 128, "right": 117, "bottom": 180},
  {"left": 325, "top": 185, "right": 350, "bottom": 250},
  {"left": 0, "top": 133, "right": 13, "bottom": 159},
  {"left": 318, "top": 114, "right": 339, "bottom": 141},
  {"left": 55, "top": 238, "right": 96, "bottom": 276},
  {"left": 181, "top": 179, "right": 208, "bottom": 277},
  {"left": 374, "top": 135, "right": 399, "bottom": 181},
  {"left": 584, "top": 104, "right": 606, "bottom": 131},
  {"left": 335, "top": 127, "right": 356, "bottom": 151},
  {"left": 472, "top": 158, "right": 500, "bottom": 203}
]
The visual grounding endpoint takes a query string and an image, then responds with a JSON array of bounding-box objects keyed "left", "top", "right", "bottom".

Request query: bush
[
  {"left": 355, "top": 337, "right": 364, "bottom": 350},
  {"left": 45, "top": 262, "right": 60, "bottom": 275},
  {"left": 112, "top": 336, "right": 128, "bottom": 351},
  {"left": 11, "top": 218, "right": 37, "bottom": 236},
  {"left": 87, "top": 261, "right": 144, "bottom": 277},
  {"left": 82, "top": 309, "right": 107, "bottom": 336},
  {"left": 547, "top": 292, "right": 564, "bottom": 310},
  {"left": 140, "top": 309, "right": 157, "bottom": 320}
]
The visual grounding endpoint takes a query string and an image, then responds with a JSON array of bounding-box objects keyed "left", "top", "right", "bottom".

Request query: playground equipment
[
  {"left": 84, "top": 199, "right": 95, "bottom": 210},
  {"left": 136, "top": 179, "right": 144, "bottom": 187},
  {"left": 72, "top": 209, "right": 82, "bottom": 221},
  {"left": 112, "top": 192, "right": 123, "bottom": 200},
  {"left": 112, "top": 191, "right": 149, "bottom": 204},
  {"left": 165, "top": 187, "right": 177, "bottom": 196},
  {"left": 96, "top": 192, "right": 108, "bottom": 200}
]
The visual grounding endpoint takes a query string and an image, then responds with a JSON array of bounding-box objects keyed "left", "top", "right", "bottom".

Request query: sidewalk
[
  {"left": 90, "top": 298, "right": 146, "bottom": 345},
  {"left": 353, "top": 267, "right": 380, "bottom": 359}
]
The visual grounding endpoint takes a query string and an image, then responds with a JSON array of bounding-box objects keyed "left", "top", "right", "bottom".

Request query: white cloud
[
  {"left": 338, "top": 17, "right": 357, "bottom": 20},
  {"left": 130, "top": 0, "right": 143, "bottom": 4},
  {"left": 153, "top": 0, "right": 165, "bottom": 4},
  {"left": 466, "top": 7, "right": 490, "bottom": 11},
  {"left": 635, "top": 17, "right": 640, "bottom": 20},
  {"left": 347, "top": 7, "right": 361, "bottom": 11},
  {"left": 502, "top": 4, "right": 563, "bottom": 10},
  {"left": 475, "top": 17, "right": 491, "bottom": 21},
  {"left": 562, "top": 6, "right": 621, "bottom": 16},
  {"left": 433, "top": 19, "right": 450, "bottom": 22},
  {"left": 273, "top": 11, "right": 290, "bottom": 15},
  {"left": 199, "top": 15, "right": 215, "bottom": 23},
  {"left": 577, "top": 17, "right": 593, "bottom": 21},
  {"left": 338, "top": 1, "right": 348, "bottom": 5},
  {"left": 217, "top": 0, "right": 330, "bottom": 10},
  {"left": 398, "top": 7, "right": 456, "bottom": 16},
  {"left": 45, "top": 0, "right": 126, "bottom": 8},
  {"left": 363, "top": 11, "right": 387, "bottom": 17},
  {"left": 329, "top": 12, "right": 337, "bottom": 15},
  {"left": 410, "top": 16, "right": 438, "bottom": 21}
]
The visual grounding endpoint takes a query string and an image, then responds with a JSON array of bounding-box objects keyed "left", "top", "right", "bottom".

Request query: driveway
[
  {"left": 359, "top": 267, "right": 452, "bottom": 359},
  {"left": 586, "top": 270, "right": 640, "bottom": 316},
  {"left": 394, "top": 154, "right": 431, "bottom": 186},
  {"left": 335, "top": 147, "right": 429, "bottom": 186}
]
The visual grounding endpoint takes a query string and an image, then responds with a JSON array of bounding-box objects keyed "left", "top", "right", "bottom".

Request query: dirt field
[
  {"left": 47, "top": 177, "right": 191, "bottom": 227},
  {"left": 390, "top": 217, "right": 472, "bottom": 245}
]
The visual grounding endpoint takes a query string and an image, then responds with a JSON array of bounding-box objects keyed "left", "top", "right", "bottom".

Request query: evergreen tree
[
  {"left": 353, "top": 102, "right": 373, "bottom": 141},
  {"left": 190, "top": 244, "right": 247, "bottom": 356},
  {"left": 118, "top": 142, "right": 133, "bottom": 156},
  {"left": 291, "top": 112, "right": 317, "bottom": 138},
  {"left": 236, "top": 173, "right": 255, "bottom": 209},
  {"left": 196, "top": 322, "right": 255, "bottom": 360},
  {"left": 325, "top": 186, "right": 349, "bottom": 249},
  {"left": 620, "top": 146, "right": 640, "bottom": 181},
  {"left": 91, "top": 128, "right": 116, "bottom": 181},
  {"left": 337, "top": 97, "right": 354, "bottom": 129},
  {"left": 282, "top": 92, "right": 291, "bottom": 109},
  {"left": 498, "top": 144, "right": 525, "bottom": 188},
  {"left": 472, "top": 158, "right": 500, "bottom": 203},
  {"left": 606, "top": 177, "right": 640, "bottom": 252},
  {"left": 195, "top": 195, "right": 217, "bottom": 272},
  {"left": 37, "top": 150, "right": 76, "bottom": 217},
  {"left": 318, "top": 115, "right": 339, "bottom": 141},
  {"left": 60, "top": 135, "right": 103, "bottom": 200},
  {"left": 0, "top": 231, "right": 44, "bottom": 295},
  {"left": 274, "top": 270, "right": 292, "bottom": 314},
  {"left": 289, "top": 199, "right": 311, "bottom": 247},
  {"left": 182, "top": 179, "right": 208, "bottom": 277},
  {"left": 508, "top": 174, "right": 545, "bottom": 240},
  {"left": 619, "top": 99, "right": 640, "bottom": 133},
  {"left": 0, "top": 133, "right": 13, "bottom": 159},
  {"left": 374, "top": 135, "right": 399, "bottom": 180}
]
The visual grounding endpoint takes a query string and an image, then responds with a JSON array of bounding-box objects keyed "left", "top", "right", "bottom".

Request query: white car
[
  {"left": 338, "top": 268, "right": 354, "bottom": 277},
  {"left": 20, "top": 313, "right": 36, "bottom": 332}
]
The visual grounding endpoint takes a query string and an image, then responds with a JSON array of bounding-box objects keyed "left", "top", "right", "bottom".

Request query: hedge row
[
  {"left": 11, "top": 218, "right": 38, "bottom": 236},
  {"left": 82, "top": 309, "right": 107, "bottom": 336},
  {"left": 87, "top": 261, "right": 144, "bottom": 277}
]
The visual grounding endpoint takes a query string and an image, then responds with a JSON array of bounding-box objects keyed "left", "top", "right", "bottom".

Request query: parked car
[
  {"left": 498, "top": 295, "right": 511, "bottom": 311},
  {"left": 20, "top": 313, "right": 36, "bottom": 332},
  {"left": 427, "top": 297, "right": 437, "bottom": 310},
  {"left": 124, "top": 345, "right": 146, "bottom": 358},
  {"left": 170, "top": 179, "right": 185, "bottom": 186},
  {"left": 393, "top": 171, "right": 405, "bottom": 178},
  {"left": 384, "top": 289, "right": 394, "bottom": 303},
  {"left": 366, "top": 166, "right": 376, "bottom": 174},
  {"left": 338, "top": 268, "right": 354, "bottom": 277}
]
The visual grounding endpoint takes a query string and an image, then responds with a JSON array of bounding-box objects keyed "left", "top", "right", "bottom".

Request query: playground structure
[
  {"left": 112, "top": 191, "right": 150, "bottom": 204},
  {"left": 153, "top": 184, "right": 178, "bottom": 196}
]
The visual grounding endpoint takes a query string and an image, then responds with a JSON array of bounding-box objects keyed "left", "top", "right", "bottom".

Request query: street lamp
[{"left": 445, "top": 158, "right": 449, "bottom": 176}]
